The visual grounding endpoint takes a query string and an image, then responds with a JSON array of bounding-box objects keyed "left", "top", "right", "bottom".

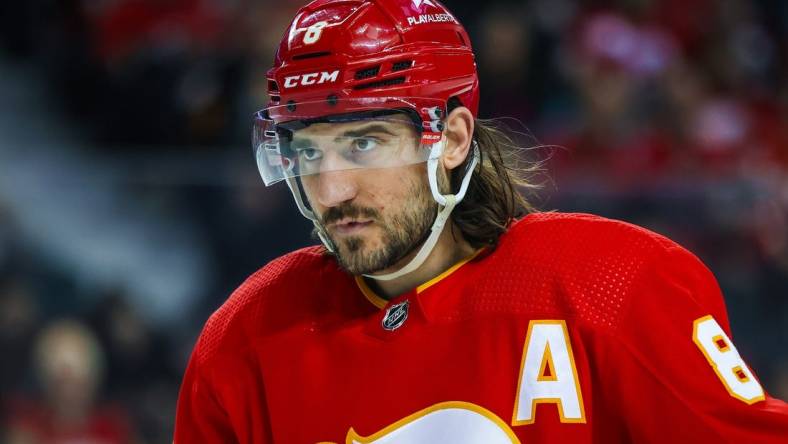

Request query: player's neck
[{"left": 364, "top": 223, "right": 475, "bottom": 300}]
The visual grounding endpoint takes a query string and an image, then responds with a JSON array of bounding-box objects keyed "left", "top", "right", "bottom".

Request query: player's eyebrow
[
  {"left": 291, "top": 123, "right": 399, "bottom": 148},
  {"left": 290, "top": 137, "right": 315, "bottom": 150},
  {"left": 337, "top": 124, "right": 398, "bottom": 141}
]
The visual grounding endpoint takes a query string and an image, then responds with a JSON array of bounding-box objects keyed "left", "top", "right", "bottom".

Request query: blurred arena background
[{"left": 0, "top": 0, "right": 786, "bottom": 442}]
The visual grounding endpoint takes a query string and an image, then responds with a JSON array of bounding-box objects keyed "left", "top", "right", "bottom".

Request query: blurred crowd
[{"left": 0, "top": 0, "right": 786, "bottom": 442}]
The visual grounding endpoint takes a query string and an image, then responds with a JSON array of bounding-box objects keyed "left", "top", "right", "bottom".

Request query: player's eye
[
  {"left": 351, "top": 137, "right": 379, "bottom": 152},
  {"left": 297, "top": 147, "right": 322, "bottom": 161}
]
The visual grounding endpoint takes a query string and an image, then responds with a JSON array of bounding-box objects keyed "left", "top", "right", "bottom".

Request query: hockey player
[{"left": 175, "top": 0, "right": 788, "bottom": 442}]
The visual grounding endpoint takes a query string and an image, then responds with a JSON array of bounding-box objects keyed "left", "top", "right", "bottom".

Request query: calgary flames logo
[{"left": 320, "top": 401, "right": 520, "bottom": 444}]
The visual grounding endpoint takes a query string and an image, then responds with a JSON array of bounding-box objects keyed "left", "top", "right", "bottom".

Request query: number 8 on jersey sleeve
[{"left": 693, "top": 315, "right": 765, "bottom": 405}]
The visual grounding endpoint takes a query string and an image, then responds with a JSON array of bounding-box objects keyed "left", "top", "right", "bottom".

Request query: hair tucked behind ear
[{"left": 447, "top": 100, "right": 543, "bottom": 249}]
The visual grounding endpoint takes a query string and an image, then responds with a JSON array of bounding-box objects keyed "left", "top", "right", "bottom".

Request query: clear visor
[{"left": 253, "top": 97, "right": 444, "bottom": 186}]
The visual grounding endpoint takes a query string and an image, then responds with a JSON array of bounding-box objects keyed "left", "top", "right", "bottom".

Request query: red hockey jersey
[{"left": 175, "top": 212, "right": 788, "bottom": 443}]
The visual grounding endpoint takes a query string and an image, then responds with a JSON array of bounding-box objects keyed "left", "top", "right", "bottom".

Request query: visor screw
[
  {"left": 327, "top": 94, "right": 338, "bottom": 106},
  {"left": 287, "top": 100, "right": 297, "bottom": 112},
  {"left": 426, "top": 107, "right": 443, "bottom": 120}
]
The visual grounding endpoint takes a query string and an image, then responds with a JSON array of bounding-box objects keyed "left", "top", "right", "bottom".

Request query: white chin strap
[{"left": 363, "top": 139, "right": 480, "bottom": 281}]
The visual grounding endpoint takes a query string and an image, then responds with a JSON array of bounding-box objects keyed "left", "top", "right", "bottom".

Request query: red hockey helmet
[
  {"left": 254, "top": 0, "right": 479, "bottom": 186},
  {"left": 267, "top": 0, "right": 478, "bottom": 118}
]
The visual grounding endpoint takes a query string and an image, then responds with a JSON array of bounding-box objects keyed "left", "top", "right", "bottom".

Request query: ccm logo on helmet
[{"left": 283, "top": 71, "right": 340, "bottom": 89}]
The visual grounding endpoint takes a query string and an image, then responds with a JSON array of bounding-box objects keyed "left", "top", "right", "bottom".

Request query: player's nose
[{"left": 315, "top": 168, "right": 359, "bottom": 208}]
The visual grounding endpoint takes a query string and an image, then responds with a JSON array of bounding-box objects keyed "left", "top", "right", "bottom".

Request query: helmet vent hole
[
  {"left": 391, "top": 60, "right": 413, "bottom": 72},
  {"left": 353, "top": 77, "right": 406, "bottom": 90},
  {"left": 292, "top": 51, "right": 332, "bottom": 60},
  {"left": 268, "top": 80, "right": 280, "bottom": 92},
  {"left": 354, "top": 66, "right": 381, "bottom": 80}
]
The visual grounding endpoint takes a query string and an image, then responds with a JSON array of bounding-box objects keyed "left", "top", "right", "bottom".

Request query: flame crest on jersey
[{"left": 382, "top": 301, "right": 409, "bottom": 331}]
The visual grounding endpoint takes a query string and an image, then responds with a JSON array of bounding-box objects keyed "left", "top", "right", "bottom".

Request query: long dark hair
[{"left": 448, "top": 109, "right": 543, "bottom": 249}]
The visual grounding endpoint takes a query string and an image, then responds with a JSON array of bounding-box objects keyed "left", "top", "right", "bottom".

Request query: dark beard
[{"left": 321, "top": 181, "right": 436, "bottom": 275}]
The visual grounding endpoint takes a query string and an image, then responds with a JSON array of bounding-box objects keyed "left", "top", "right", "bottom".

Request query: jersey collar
[{"left": 354, "top": 247, "right": 486, "bottom": 310}]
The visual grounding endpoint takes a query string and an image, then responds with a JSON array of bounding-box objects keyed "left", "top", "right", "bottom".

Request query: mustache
[{"left": 321, "top": 204, "right": 380, "bottom": 226}]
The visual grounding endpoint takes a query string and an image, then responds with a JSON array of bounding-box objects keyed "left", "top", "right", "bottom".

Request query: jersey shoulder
[
  {"left": 506, "top": 211, "right": 678, "bottom": 252},
  {"left": 464, "top": 212, "right": 718, "bottom": 330},
  {"left": 498, "top": 211, "right": 681, "bottom": 281},
  {"left": 192, "top": 245, "right": 347, "bottom": 367}
]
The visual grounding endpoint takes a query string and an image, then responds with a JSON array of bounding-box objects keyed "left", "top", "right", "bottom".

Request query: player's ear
[{"left": 441, "top": 106, "right": 474, "bottom": 171}]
